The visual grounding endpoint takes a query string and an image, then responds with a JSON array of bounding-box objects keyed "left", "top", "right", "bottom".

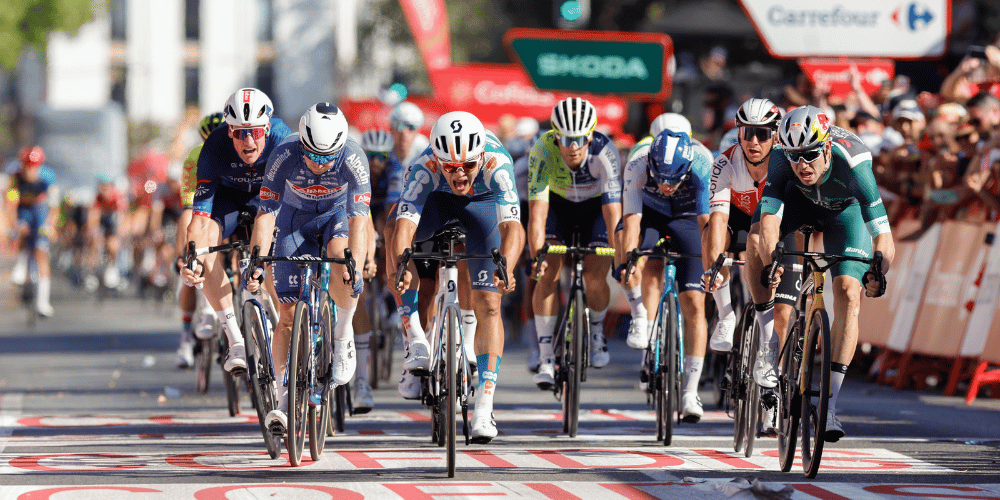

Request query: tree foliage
[{"left": 0, "top": 0, "right": 98, "bottom": 70}]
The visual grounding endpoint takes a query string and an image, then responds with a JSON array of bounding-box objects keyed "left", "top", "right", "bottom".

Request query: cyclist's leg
[
  {"left": 326, "top": 225, "right": 362, "bottom": 386},
  {"left": 709, "top": 213, "right": 742, "bottom": 352},
  {"left": 773, "top": 232, "right": 802, "bottom": 349},
  {"left": 455, "top": 245, "right": 478, "bottom": 369},
  {"left": 581, "top": 203, "right": 613, "bottom": 367},
  {"left": 666, "top": 216, "right": 709, "bottom": 420},
  {"left": 532, "top": 199, "right": 567, "bottom": 384}
]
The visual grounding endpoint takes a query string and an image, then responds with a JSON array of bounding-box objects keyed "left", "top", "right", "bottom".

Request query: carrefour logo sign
[
  {"left": 891, "top": 3, "right": 934, "bottom": 31},
  {"left": 537, "top": 53, "right": 649, "bottom": 80}
]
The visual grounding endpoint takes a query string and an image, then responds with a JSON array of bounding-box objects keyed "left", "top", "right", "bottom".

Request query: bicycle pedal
[
  {"left": 268, "top": 423, "right": 286, "bottom": 437},
  {"left": 761, "top": 390, "right": 779, "bottom": 409}
]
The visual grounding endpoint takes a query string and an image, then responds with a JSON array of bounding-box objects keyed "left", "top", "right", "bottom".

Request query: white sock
[
  {"left": 216, "top": 307, "right": 243, "bottom": 347},
  {"left": 684, "top": 355, "right": 704, "bottom": 394},
  {"left": 461, "top": 308, "right": 477, "bottom": 353},
  {"left": 624, "top": 285, "right": 647, "bottom": 321},
  {"left": 712, "top": 280, "right": 734, "bottom": 321},
  {"left": 14, "top": 251, "right": 28, "bottom": 272},
  {"left": 830, "top": 371, "right": 846, "bottom": 413},
  {"left": 37, "top": 277, "right": 51, "bottom": 304},
  {"left": 534, "top": 315, "right": 557, "bottom": 359},
  {"left": 589, "top": 306, "right": 608, "bottom": 336},
  {"left": 355, "top": 331, "right": 371, "bottom": 383},
  {"left": 755, "top": 306, "right": 776, "bottom": 350},
  {"left": 334, "top": 304, "right": 357, "bottom": 341}
]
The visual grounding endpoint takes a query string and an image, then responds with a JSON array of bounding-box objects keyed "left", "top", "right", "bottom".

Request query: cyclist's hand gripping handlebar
[
  {"left": 343, "top": 248, "right": 362, "bottom": 298},
  {"left": 760, "top": 241, "right": 784, "bottom": 289},
  {"left": 184, "top": 241, "right": 205, "bottom": 289},
  {"left": 492, "top": 247, "right": 510, "bottom": 291},
  {"left": 863, "top": 250, "right": 887, "bottom": 298},
  {"left": 394, "top": 248, "right": 413, "bottom": 292},
  {"left": 622, "top": 248, "right": 643, "bottom": 285},
  {"left": 532, "top": 242, "right": 550, "bottom": 280}
]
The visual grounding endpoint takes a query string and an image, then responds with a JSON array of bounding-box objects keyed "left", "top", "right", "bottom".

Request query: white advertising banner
[
  {"left": 47, "top": 16, "right": 111, "bottom": 109},
  {"left": 200, "top": 0, "right": 259, "bottom": 114},
  {"left": 886, "top": 222, "right": 941, "bottom": 352},
  {"left": 740, "top": 0, "right": 950, "bottom": 58},
  {"left": 126, "top": 0, "right": 184, "bottom": 124},
  {"left": 961, "top": 222, "right": 1000, "bottom": 357}
]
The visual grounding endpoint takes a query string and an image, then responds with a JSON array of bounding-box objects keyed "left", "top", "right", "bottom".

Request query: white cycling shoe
[
  {"left": 527, "top": 342, "right": 541, "bottom": 374},
  {"left": 681, "top": 392, "right": 703, "bottom": 423},
  {"left": 353, "top": 379, "right": 374, "bottom": 414},
  {"left": 709, "top": 313, "right": 737, "bottom": 352},
  {"left": 333, "top": 339, "right": 356, "bottom": 385},
  {"left": 825, "top": 409, "right": 845, "bottom": 442},
  {"left": 626, "top": 316, "right": 649, "bottom": 350},
  {"left": 266, "top": 409, "right": 287, "bottom": 436},
  {"left": 11, "top": 258, "right": 27, "bottom": 286},
  {"left": 470, "top": 405, "right": 497, "bottom": 444},
  {"left": 762, "top": 405, "right": 778, "bottom": 436},
  {"left": 753, "top": 341, "right": 778, "bottom": 388},
  {"left": 533, "top": 356, "right": 555, "bottom": 390},
  {"left": 175, "top": 339, "right": 195, "bottom": 369},
  {"left": 36, "top": 301, "right": 54, "bottom": 318},
  {"left": 398, "top": 370, "right": 421, "bottom": 400},
  {"left": 223, "top": 344, "right": 247, "bottom": 373},
  {"left": 590, "top": 330, "right": 610, "bottom": 368},
  {"left": 404, "top": 339, "right": 431, "bottom": 375},
  {"left": 193, "top": 314, "right": 216, "bottom": 340}
]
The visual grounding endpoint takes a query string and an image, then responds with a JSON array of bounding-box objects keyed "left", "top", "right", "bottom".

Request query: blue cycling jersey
[
  {"left": 622, "top": 145, "right": 711, "bottom": 218},
  {"left": 192, "top": 117, "right": 293, "bottom": 217},
  {"left": 371, "top": 156, "right": 403, "bottom": 218},
  {"left": 10, "top": 166, "right": 56, "bottom": 206}
]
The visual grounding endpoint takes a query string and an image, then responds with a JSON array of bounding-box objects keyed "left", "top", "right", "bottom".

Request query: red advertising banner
[
  {"left": 398, "top": 0, "right": 452, "bottom": 74},
  {"left": 798, "top": 59, "right": 895, "bottom": 101}
]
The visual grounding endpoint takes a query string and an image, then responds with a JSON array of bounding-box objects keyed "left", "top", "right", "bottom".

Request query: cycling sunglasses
[
  {"left": 655, "top": 171, "right": 690, "bottom": 187},
  {"left": 304, "top": 150, "right": 339, "bottom": 165},
  {"left": 556, "top": 133, "right": 590, "bottom": 149},
  {"left": 231, "top": 127, "right": 267, "bottom": 141},
  {"left": 391, "top": 123, "right": 417, "bottom": 132},
  {"left": 440, "top": 159, "right": 479, "bottom": 173},
  {"left": 366, "top": 151, "right": 390, "bottom": 162},
  {"left": 741, "top": 126, "right": 773, "bottom": 142},
  {"left": 784, "top": 148, "right": 823, "bottom": 164}
]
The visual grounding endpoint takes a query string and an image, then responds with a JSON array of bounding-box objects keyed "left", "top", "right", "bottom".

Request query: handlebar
[
  {"left": 249, "top": 245, "right": 357, "bottom": 289},
  {"left": 766, "top": 241, "right": 886, "bottom": 297},
  {"left": 533, "top": 242, "right": 615, "bottom": 280},
  {"left": 395, "top": 247, "right": 509, "bottom": 290},
  {"left": 621, "top": 244, "right": 701, "bottom": 284}
]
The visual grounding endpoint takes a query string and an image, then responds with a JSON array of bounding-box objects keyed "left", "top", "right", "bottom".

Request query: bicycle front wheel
[
  {"left": 662, "top": 295, "right": 679, "bottom": 446},
  {"left": 777, "top": 316, "right": 801, "bottom": 473},
  {"left": 801, "top": 308, "right": 831, "bottom": 478},
  {"left": 446, "top": 308, "right": 458, "bottom": 477},
  {"left": 242, "top": 301, "right": 280, "bottom": 459},
  {"left": 309, "top": 300, "right": 333, "bottom": 461},
  {"left": 286, "top": 301, "right": 310, "bottom": 466},
  {"left": 566, "top": 289, "right": 585, "bottom": 438},
  {"left": 744, "top": 313, "right": 762, "bottom": 458},
  {"left": 195, "top": 334, "right": 214, "bottom": 394},
  {"left": 731, "top": 303, "right": 753, "bottom": 452}
]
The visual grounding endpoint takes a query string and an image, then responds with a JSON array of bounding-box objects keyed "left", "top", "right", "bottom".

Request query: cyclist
[
  {"left": 243, "top": 102, "right": 369, "bottom": 434},
  {"left": 388, "top": 111, "right": 523, "bottom": 444},
  {"left": 748, "top": 105, "right": 894, "bottom": 441},
  {"left": 181, "top": 87, "right": 293, "bottom": 374},
  {"left": 390, "top": 101, "right": 430, "bottom": 168},
  {"left": 87, "top": 174, "right": 127, "bottom": 290},
  {"left": 616, "top": 128, "right": 712, "bottom": 423},
  {"left": 6, "top": 145, "right": 58, "bottom": 317},
  {"left": 173, "top": 112, "right": 226, "bottom": 368},
  {"left": 628, "top": 113, "right": 713, "bottom": 166},
  {"left": 350, "top": 128, "right": 403, "bottom": 412},
  {"left": 529, "top": 97, "right": 622, "bottom": 387}
]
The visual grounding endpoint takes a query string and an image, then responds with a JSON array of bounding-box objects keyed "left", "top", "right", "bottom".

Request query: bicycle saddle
[{"left": 432, "top": 225, "right": 466, "bottom": 245}]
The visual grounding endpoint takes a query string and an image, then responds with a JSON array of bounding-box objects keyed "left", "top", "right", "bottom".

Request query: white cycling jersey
[{"left": 709, "top": 144, "right": 768, "bottom": 217}]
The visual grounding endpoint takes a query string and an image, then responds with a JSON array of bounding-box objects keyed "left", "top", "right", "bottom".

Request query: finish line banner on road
[{"left": 740, "top": 0, "right": 950, "bottom": 59}]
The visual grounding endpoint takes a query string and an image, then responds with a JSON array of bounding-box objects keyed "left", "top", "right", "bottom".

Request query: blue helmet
[{"left": 648, "top": 129, "right": 694, "bottom": 185}]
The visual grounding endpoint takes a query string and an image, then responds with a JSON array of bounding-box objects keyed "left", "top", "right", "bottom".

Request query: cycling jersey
[
  {"left": 127, "top": 150, "right": 169, "bottom": 210},
  {"left": 180, "top": 145, "right": 201, "bottom": 208},
  {"left": 191, "top": 117, "right": 293, "bottom": 219},
  {"left": 93, "top": 188, "right": 127, "bottom": 214},
  {"left": 709, "top": 144, "right": 766, "bottom": 217},
  {"left": 9, "top": 166, "right": 56, "bottom": 207},
  {"left": 622, "top": 143, "right": 712, "bottom": 219},
  {"left": 370, "top": 156, "right": 403, "bottom": 220},
  {"left": 527, "top": 130, "right": 621, "bottom": 205},
  {"left": 759, "top": 126, "right": 890, "bottom": 238}
]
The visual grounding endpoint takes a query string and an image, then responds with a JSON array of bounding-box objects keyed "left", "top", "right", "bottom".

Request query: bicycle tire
[
  {"left": 801, "top": 308, "right": 831, "bottom": 478},
  {"left": 195, "top": 334, "right": 214, "bottom": 394},
  {"left": 651, "top": 301, "right": 666, "bottom": 442},
  {"left": 566, "top": 289, "right": 585, "bottom": 438},
  {"left": 663, "top": 295, "right": 679, "bottom": 446},
  {"left": 777, "top": 316, "right": 801, "bottom": 473},
  {"left": 368, "top": 296, "right": 383, "bottom": 389},
  {"left": 729, "top": 304, "right": 748, "bottom": 451},
  {"left": 242, "top": 301, "right": 280, "bottom": 459},
  {"left": 446, "top": 308, "right": 458, "bottom": 477},
  {"left": 309, "top": 300, "right": 333, "bottom": 461},
  {"left": 286, "top": 301, "right": 309, "bottom": 466},
  {"left": 223, "top": 370, "right": 241, "bottom": 417},
  {"left": 744, "top": 314, "right": 762, "bottom": 458}
]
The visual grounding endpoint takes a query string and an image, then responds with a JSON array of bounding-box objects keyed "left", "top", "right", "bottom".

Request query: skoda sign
[{"left": 504, "top": 28, "right": 673, "bottom": 101}]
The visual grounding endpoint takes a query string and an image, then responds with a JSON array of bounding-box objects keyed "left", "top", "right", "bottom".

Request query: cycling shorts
[
  {"left": 205, "top": 185, "right": 260, "bottom": 240},
  {"left": 411, "top": 191, "right": 501, "bottom": 293},
  {"left": 270, "top": 205, "right": 350, "bottom": 303},
  {"left": 727, "top": 208, "right": 800, "bottom": 307},
  {"left": 99, "top": 212, "right": 119, "bottom": 238},
  {"left": 544, "top": 194, "right": 609, "bottom": 248},
  {"left": 16, "top": 204, "right": 50, "bottom": 251},
  {"left": 630, "top": 209, "right": 704, "bottom": 293}
]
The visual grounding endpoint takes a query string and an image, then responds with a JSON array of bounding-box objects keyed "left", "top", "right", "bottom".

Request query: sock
[
  {"left": 589, "top": 306, "right": 608, "bottom": 336},
  {"left": 534, "top": 315, "right": 557, "bottom": 359},
  {"left": 830, "top": 362, "right": 848, "bottom": 412},
  {"left": 397, "top": 290, "right": 426, "bottom": 343},
  {"left": 13, "top": 251, "right": 28, "bottom": 274},
  {"left": 334, "top": 304, "right": 357, "bottom": 341},
  {"left": 684, "top": 355, "right": 704, "bottom": 394},
  {"left": 476, "top": 353, "right": 501, "bottom": 411},
  {"left": 525, "top": 319, "right": 538, "bottom": 350},
  {"left": 216, "top": 307, "right": 243, "bottom": 347},
  {"left": 355, "top": 331, "right": 371, "bottom": 383},
  {"left": 37, "top": 277, "right": 51, "bottom": 304},
  {"left": 461, "top": 308, "right": 477, "bottom": 354},
  {"left": 712, "top": 279, "right": 734, "bottom": 321},
  {"left": 181, "top": 311, "right": 194, "bottom": 342},
  {"left": 624, "top": 285, "right": 647, "bottom": 322},
  {"left": 754, "top": 300, "right": 776, "bottom": 350}
]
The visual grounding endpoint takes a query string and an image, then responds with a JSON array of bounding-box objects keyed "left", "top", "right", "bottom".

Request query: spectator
[
  {"left": 966, "top": 91, "right": 1000, "bottom": 141},
  {"left": 940, "top": 43, "right": 1000, "bottom": 103},
  {"left": 878, "top": 100, "right": 927, "bottom": 223}
]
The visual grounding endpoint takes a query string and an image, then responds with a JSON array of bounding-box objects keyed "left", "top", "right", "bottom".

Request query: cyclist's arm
[
  {"left": 250, "top": 209, "right": 277, "bottom": 258},
  {"left": 601, "top": 202, "right": 621, "bottom": 252},
  {"left": 526, "top": 147, "right": 550, "bottom": 259},
  {"left": 499, "top": 220, "right": 525, "bottom": 277},
  {"left": 758, "top": 213, "right": 781, "bottom": 268},
  {"left": 872, "top": 232, "right": 895, "bottom": 273},
  {"left": 389, "top": 217, "right": 417, "bottom": 275},
  {"left": 347, "top": 214, "right": 369, "bottom": 279},
  {"left": 702, "top": 211, "right": 729, "bottom": 271}
]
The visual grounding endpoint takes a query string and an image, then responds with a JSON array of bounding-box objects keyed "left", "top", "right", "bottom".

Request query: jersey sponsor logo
[
  {"left": 346, "top": 153, "right": 369, "bottom": 184},
  {"left": 484, "top": 156, "right": 498, "bottom": 170},
  {"left": 354, "top": 193, "right": 371, "bottom": 205},
  {"left": 268, "top": 149, "right": 292, "bottom": 181},
  {"left": 845, "top": 246, "right": 870, "bottom": 258},
  {"left": 259, "top": 186, "right": 279, "bottom": 201},
  {"left": 197, "top": 179, "right": 211, "bottom": 183},
  {"left": 194, "top": 184, "right": 210, "bottom": 197},
  {"left": 291, "top": 183, "right": 343, "bottom": 198}
]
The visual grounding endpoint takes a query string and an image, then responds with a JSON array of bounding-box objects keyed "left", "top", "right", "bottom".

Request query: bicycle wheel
[
  {"left": 195, "top": 335, "right": 214, "bottom": 394},
  {"left": 801, "top": 309, "right": 831, "bottom": 478},
  {"left": 566, "top": 289, "right": 585, "bottom": 438},
  {"left": 286, "top": 301, "right": 309, "bottom": 466},
  {"left": 445, "top": 308, "right": 458, "bottom": 477},
  {"left": 662, "top": 295, "right": 679, "bottom": 446},
  {"left": 218, "top": 334, "right": 241, "bottom": 417},
  {"left": 651, "top": 302, "right": 666, "bottom": 442},
  {"left": 777, "top": 317, "right": 801, "bottom": 473},
  {"left": 744, "top": 314, "right": 762, "bottom": 458},
  {"left": 309, "top": 300, "right": 333, "bottom": 461},
  {"left": 242, "top": 301, "right": 280, "bottom": 459},
  {"left": 734, "top": 303, "right": 757, "bottom": 452}
]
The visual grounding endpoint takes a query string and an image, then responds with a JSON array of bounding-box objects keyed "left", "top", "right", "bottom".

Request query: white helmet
[
  {"left": 298, "top": 102, "right": 349, "bottom": 156},
  {"left": 430, "top": 111, "right": 486, "bottom": 162},
  {"left": 389, "top": 101, "right": 424, "bottom": 130},
  {"left": 778, "top": 105, "right": 831, "bottom": 152},
  {"left": 360, "top": 129, "right": 394, "bottom": 153},
  {"left": 650, "top": 113, "right": 692, "bottom": 137},
  {"left": 736, "top": 98, "right": 782, "bottom": 128},
  {"left": 224, "top": 88, "right": 273, "bottom": 128},
  {"left": 551, "top": 97, "right": 597, "bottom": 137}
]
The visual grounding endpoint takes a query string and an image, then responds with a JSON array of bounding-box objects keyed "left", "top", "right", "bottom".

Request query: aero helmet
[
  {"left": 299, "top": 103, "right": 349, "bottom": 156},
  {"left": 551, "top": 97, "right": 597, "bottom": 137},
  {"left": 430, "top": 111, "right": 486, "bottom": 163},
  {"left": 389, "top": 101, "right": 424, "bottom": 130},
  {"left": 736, "top": 98, "right": 782, "bottom": 128},
  {"left": 224, "top": 88, "right": 273, "bottom": 129},
  {"left": 778, "top": 105, "right": 831, "bottom": 152},
  {"left": 19, "top": 145, "right": 45, "bottom": 166},
  {"left": 648, "top": 129, "right": 694, "bottom": 183},
  {"left": 360, "top": 129, "right": 394, "bottom": 153},
  {"left": 199, "top": 112, "right": 226, "bottom": 140},
  {"left": 649, "top": 113, "right": 693, "bottom": 137}
]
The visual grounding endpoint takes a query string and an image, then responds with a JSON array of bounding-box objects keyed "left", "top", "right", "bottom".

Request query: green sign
[{"left": 504, "top": 28, "right": 673, "bottom": 100}]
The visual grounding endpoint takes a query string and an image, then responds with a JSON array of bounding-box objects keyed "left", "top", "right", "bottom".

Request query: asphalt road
[{"left": 1, "top": 296, "right": 999, "bottom": 499}]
